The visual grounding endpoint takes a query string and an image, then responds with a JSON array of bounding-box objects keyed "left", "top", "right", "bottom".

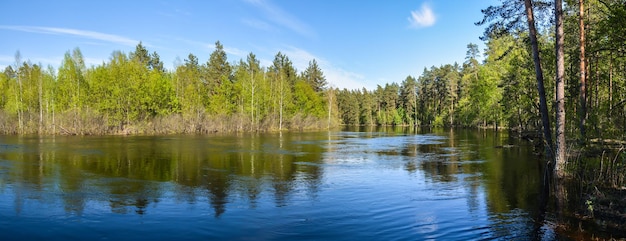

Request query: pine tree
[{"left": 303, "top": 59, "right": 327, "bottom": 93}]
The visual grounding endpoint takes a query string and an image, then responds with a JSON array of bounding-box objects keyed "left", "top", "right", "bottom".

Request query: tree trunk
[
  {"left": 579, "top": 0, "right": 587, "bottom": 141},
  {"left": 414, "top": 86, "right": 418, "bottom": 127},
  {"left": 609, "top": 53, "right": 613, "bottom": 116},
  {"left": 524, "top": 0, "right": 554, "bottom": 156},
  {"left": 52, "top": 91, "right": 55, "bottom": 134},
  {"left": 250, "top": 70, "right": 255, "bottom": 131},
  {"left": 327, "top": 88, "right": 332, "bottom": 129},
  {"left": 39, "top": 68, "right": 43, "bottom": 133},
  {"left": 555, "top": 0, "right": 567, "bottom": 178},
  {"left": 15, "top": 66, "right": 23, "bottom": 132},
  {"left": 279, "top": 74, "right": 283, "bottom": 131},
  {"left": 450, "top": 98, "right": 454, "bottom": 126}
]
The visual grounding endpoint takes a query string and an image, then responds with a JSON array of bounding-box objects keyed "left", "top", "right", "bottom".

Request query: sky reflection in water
[{"left": 0, "top": 129, "right": 551, "bottom": 240}]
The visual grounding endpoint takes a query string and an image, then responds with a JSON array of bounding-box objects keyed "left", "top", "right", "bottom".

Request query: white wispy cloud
[
  {"left": 0, "top": 55, "right": 13, "bottom": 69},
  {"left": 224, "top": 47, "right": 247, "bottom": 57},
  {"left": 408, "top": 3, "right": 436, "bottom": 28},
  {"left": 157, "top": 8, "right": 192, "bottom": 19},
  {"left": 281, "top": 46, "right": 367, "bottom": 90},
  {"left": 244, "top": 0, "right": 315, "bottom": 38},
  {"left": 0, "top": 54, "right": 105, "bottom": 69},
  {"left": 0, "top": 54, "right": 61, "bottom": 68},
  {"left": 0, "top": 25, "right": 139, "bottom": 46},
  {"left": 241, "top": 18, "right": 275, "bottom": 32},
  {"left": 84, "top": 57, "right": 107, "bottom": 66},
  {"left": 0, "top": 55, "right": 13, "bottom": 63},
  {"left": 31, "top": 56, "right": 64, "bottom": 66}
]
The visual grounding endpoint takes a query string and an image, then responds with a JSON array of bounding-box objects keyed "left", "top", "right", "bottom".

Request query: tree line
[
  {"left": 335, "top": 0, "right": 625, "bottom": 143},
  {"left": 0, "top": 41, "right": 331, "bottom": 134},
  {"left": 332, "top": 0, "right": 626, "bottom": 192},
  {"left": 2, "top": 0, "right": 625, "bottom": 146}
]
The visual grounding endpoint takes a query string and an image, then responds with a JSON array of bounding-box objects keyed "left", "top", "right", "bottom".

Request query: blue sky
[{"left": 0, "top": 0, "right": 496, "bottom": 90}]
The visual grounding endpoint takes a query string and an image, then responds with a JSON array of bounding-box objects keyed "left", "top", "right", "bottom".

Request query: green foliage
[
  {"left": 392, "top": 108, "right": 403, "bottom": 126},
  {"left": 145, "top": 70, "right": 178, "bottom": 116},
  {"left": 302, "top": 59, "right": 327, "bottom": 93},
  {"left": 269, "top": 52, "right": 296, "bottom": 129},
  {"left": 400, "top": 76, "right": 418, "bottom": 126},
  {"left": 413, "top": 65, "right": 459, "bottom": 126},
  {"left": 205, "top": 41, "right": 234, "bottom": 115},
  {"left": 586, "top": 199, "right": 594, "bottom": 216},
  {"left": 5, "top": 0, "right": 626, "bottom": 141},
  {"left": 294, "top": 80, "right": 325, "bottom": 117},
  {"left": 130, "top": 42, "right": 150, "bottom": 66},
  {"left": 176, "top": 53, "right": 204, "bottom": 120},
  {"left": 330, "top": 1, "right": 626, "bottom": 138},
  {"left": 337, "top": 89, "right": 360, "bottom": 125},
  {"left": 359, "top": 88, "right": 375, "bottom": 125},
  {"left": 0, "top": 44, "right": 337, "bottom": 134},
  {"left": 0, "top": 69, "right": 8, "bottom": 109},
  {"left": 56, "top": 48, "right": 87, "bottom": 113},
  {"left": 433, "top": 115, "right": 445, "bottom": 128},
  {"left": 3, "top": 66, "right": 20, "bottom": 115}
]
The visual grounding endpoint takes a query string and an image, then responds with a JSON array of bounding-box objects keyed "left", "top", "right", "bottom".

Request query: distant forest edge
[
  {"left": 1, "top": 42, "right": 333, "bottom": 135},
  {"left": 1, "top": 0, "right": 625, "bottom": 138}
]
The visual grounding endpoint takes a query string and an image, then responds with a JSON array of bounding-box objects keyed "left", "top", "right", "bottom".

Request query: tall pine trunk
[
  {"left": 523, "top": 0, "right": 554, "bottom": 157},
  {"left": 579, "top": 0, "right": 588, "bottom": 142},
  {"left": 279, "top": 75, "right": 283, "bottom": 131},
  {"left": 555, "top": 0, "right": 567, "bottom": 178}
]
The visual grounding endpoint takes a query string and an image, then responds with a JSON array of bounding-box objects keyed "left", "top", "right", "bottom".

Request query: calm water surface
[{"left": 0, "top": 128, "right": 561, "bottom": 240}]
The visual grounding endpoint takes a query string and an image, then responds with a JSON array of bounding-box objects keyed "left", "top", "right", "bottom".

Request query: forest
[
  {"left": 2, "top": 1, "right": 624, "bottom": 142},
  {"left": 334, "top": 0, "right": 626, "bottom": 192},
  {"left": 0, "top": 41, "right": 331, "bottom": 135},
  {"left": 337, "top": 0, "right": 625, "bottom": 142},
  {"left": 2, "top": 3, "right": 626, "bottom": 140}
]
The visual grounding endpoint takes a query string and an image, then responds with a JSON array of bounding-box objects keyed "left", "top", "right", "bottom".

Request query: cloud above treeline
[
  {"left": 0, "top": 25, "right": 139, "bottom": 46},
  {"left": 408, "top": 3, "right": 436, "bottom": 28},
  {"left": 280, "top": 46, "right": 367, "bottom": 90},
  {"left": 244, "top": 0, "right": 316, "bottom": 38}
]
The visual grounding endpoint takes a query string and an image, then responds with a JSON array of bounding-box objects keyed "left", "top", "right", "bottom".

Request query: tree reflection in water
[
  {"left": 0, "top": 129, "right": 576, "bottom": 240},
  {"left": 0, "top": 133, "right": 325, "bottom": 217}
]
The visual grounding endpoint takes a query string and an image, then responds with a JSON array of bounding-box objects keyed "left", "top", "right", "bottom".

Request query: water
[{"left": 0, "top": 128, "right": 564, "bottom": 240}]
